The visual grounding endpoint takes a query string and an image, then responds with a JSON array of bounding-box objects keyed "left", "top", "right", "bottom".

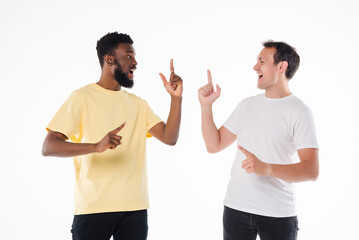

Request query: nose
[
  {"left": 253, "top": 62, "right": 259, "bottom": 71},
  {"left": 132, "top": 57, "right": 137, "bottom": 66}
]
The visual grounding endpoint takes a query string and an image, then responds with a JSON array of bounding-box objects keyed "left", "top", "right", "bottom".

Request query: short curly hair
[
  {"left": 96, "top": 32, "right": 133, "bottom": 67},
  {"left": 263, "top": 40, "right": 300, "bottom": 80}
]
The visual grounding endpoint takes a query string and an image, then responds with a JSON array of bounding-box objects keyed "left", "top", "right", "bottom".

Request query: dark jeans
[
  {"left": 223, "top": 206, "right": 299, "bottom": 240},
  {"left": 71, "top": 210, "right": 148, "bottom": 240}
]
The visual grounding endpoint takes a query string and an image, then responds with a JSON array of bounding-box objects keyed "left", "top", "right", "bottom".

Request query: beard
[{"left": 114, "top": 64, "right": 134, "bottom": 89}]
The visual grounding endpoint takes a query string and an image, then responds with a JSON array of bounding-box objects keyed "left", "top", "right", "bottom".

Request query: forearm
[
  {"left": 42, "top": 134, "right": 97, "bottom": 157},
  {"left": 268, "top": 161, "right": 319, "bottom": 183},
  {"left": 201, "top": 105, "right": 221, "bottom": 153},
  {"left": 162, "top": 96, "right": 182, "bottom": 145}
]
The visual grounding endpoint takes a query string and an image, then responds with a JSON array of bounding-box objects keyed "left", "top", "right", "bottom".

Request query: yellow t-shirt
[{"left": 47, "top": 83, "right": 162, "bottom": 214}]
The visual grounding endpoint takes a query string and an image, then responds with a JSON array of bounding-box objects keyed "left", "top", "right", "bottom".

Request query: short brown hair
[{"left": 263, "top": 40, "right": 300, "bottom": 80}]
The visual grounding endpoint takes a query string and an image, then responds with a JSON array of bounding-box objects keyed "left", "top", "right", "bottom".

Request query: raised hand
[
  {"left": 159, "top": 59, "right": 183, "bottom": 98},
  {"left": 238, "top": 145, "right": 270, "bottom": 176},
  {"left": 198, "top": 70, "right": 221, "bottom": 106},
  {"left": 95, "top": 122, "right": 126, "bottom": 152}
]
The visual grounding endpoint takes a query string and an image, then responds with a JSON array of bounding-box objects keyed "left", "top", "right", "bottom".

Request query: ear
[
  {"left": 278, "top": 61, "right": 288, "bottom": 73},
  {"left": 104, "top": 55, "right": 114, "bottom": 66}
]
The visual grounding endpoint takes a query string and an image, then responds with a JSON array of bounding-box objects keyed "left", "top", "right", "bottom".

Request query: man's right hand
[
  {"left": 198, "top": 70, "right": 221, "bottom": 107},
  {"left": 95, "top": 122, "right": 126, "bottom": 152}
]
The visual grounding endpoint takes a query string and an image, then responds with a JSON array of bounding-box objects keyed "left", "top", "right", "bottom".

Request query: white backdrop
[{"left": 1, "top": 0, "right": 359, "bottom": 239}]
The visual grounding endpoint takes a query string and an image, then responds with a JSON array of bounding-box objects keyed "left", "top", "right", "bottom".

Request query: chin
[{"left": 257, "top": 84, "right": 265, "bottom": 90}]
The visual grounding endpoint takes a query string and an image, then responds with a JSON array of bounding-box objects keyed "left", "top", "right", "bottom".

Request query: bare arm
[
  {"left": 239, "top": 146, "right": 319, "bottom": 183},
  {"left": 148, "top": 96, "right": 182, "bottom": 146},
  {"left": 198, "top": 70, "right": 236, "bottom": 153},
  {"left": 148, "top": 59, "right": 182, "bottom": 146},
  {"left": 42, "top": 123, "right": 126, "bottom": 157},
  {"left": 268, "top": 148, "right": 319, "bottom": 182},
  {"left": 201, "top": 105, "right": 236, "bottom": 153}
]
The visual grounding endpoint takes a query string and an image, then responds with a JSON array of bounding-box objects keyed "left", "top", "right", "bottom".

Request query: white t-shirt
[{"left": 223, "top": 93, "right": 318, "bottom": 217}]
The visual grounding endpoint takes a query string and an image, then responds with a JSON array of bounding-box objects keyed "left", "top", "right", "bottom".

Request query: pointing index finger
[
  {"left": 111, "top": 122, "right": 126, "bottom": 134},
  {"left": 238, "top": 145, "right": 251, "bottom": 156},
  {"left": 207, "top": 69, "right": 213, "bottom": 85},
  {"left": 170, "top": 58, "right": 175, "bottom": 73}
]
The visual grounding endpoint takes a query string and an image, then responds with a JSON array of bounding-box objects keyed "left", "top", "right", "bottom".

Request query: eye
[{"left": 127, "top": 55, "right": 132, "bottom": 59}]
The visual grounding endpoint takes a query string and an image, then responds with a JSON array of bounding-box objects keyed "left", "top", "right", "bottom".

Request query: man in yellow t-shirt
[{"left": 42, "top": 32, "right": 183, "bottom": 240}]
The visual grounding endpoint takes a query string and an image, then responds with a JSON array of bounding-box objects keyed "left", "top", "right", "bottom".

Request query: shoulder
[
  {"left": 286, "top": 95, "right": 313, "bottom": 113},
  {"left": 285, "top": 95, "right": 316, "bottom": 127},
  {"left": 62, "top": 86, "right": 88, "bottom": 103},
  {"left": 76, "top": 83, "right": 100, "bottom": 96},
  {"left": 65, "top": 85, "right": 93, "bottom": 105},
  {"left": 70, "top": 84, "right": 94, "bottom": 98},
  {"left": 61, "top": 84, "right": 102, "bottom": 107}
]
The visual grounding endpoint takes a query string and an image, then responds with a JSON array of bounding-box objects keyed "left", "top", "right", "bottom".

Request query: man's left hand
[
  {"left": 159, "top": 59, "right": 183, "bottom": 98},
  {"left": 238, "top": 145, "right": 270, "bottom": 176}
]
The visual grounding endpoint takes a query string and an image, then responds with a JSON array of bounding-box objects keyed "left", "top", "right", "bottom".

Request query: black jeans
[
  {"left": 71, "top": 210, "right": 148, "bottom": 240},
  {"left": 223, "top": 206, "right": 299, "bottom": 240}
]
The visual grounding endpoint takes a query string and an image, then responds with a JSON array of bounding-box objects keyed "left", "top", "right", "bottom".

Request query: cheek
[
  {"left": 264, "top": 67, "right": 276, "bottom": 77},
  {"left": 117, "top": 62, "right": 127, "bottom": 72}
]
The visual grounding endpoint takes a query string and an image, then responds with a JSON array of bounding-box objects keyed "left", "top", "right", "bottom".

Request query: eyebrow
[{"left": 126, "top": 51, "right": 134, "bottom": 53}]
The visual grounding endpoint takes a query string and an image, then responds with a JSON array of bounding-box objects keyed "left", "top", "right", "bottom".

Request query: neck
[
  {"left": 265, "top": 77, "right": 291, "bottom": 98},
  {"left": 97, "top": 70, "right": 121, "bottom": 91}
]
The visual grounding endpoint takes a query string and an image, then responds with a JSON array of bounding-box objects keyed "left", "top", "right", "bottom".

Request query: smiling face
[{"left": 253, "top": 47, "right": 280, "bottom": 90}]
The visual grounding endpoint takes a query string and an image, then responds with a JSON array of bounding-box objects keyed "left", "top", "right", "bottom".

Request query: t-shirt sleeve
[
  {"left": 144, "top": 100, "right": 162, "bottom": 133},
  {"left": 223, "top": 102, "right": 241, "bottom": 135},
  {"left": 293, "top": 109, "right": 319, "bottom": 150},
  {"left": 46, "top": 91, "right": 85, "bottom": 142}
]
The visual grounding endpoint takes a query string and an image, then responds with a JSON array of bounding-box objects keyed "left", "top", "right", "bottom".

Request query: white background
[{"left": 1, "top": 0, "right": 359, "bottom": 239}]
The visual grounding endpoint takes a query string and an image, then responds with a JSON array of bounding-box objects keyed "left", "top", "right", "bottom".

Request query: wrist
[
  {"left": 201, "top": 104, "right": 213, "bottom": 112},
  {"left": 170, "top": 95, "right": 182, "bottom": 101},
  {"left": 265, "top": 163, "right": 272, "bottom": 176},
  {"left": 93, "top": 143, "right": 99, "bottom": 153}
]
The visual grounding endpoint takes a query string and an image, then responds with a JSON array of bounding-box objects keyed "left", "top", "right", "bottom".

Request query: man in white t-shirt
[{"left": 198, "top": 41, "right": 319, "bottom": 240}]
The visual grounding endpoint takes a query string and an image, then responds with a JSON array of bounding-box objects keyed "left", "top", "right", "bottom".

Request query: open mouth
[
  {"left": 129, "top": 67, "right": 137, "bottom": 76},
  {"left": 258, "top": 74, "right": 263, "bottom": 80}
]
